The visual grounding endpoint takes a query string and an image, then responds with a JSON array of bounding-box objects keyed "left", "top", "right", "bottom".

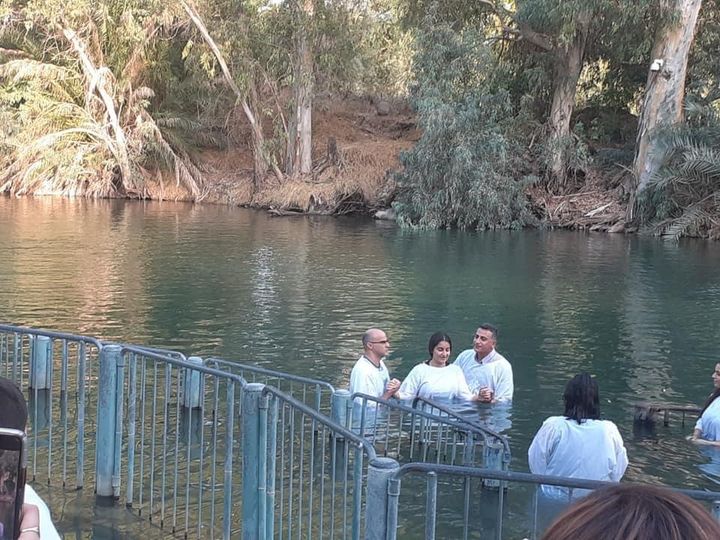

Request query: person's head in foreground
[
  {"left": 0, "top": 378, "right": 27, "bottom": 431},
  {"left": 541, "top": 483, "right": 720, "bottom": 540}
]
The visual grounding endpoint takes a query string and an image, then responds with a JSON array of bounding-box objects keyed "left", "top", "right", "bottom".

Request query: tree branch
[
  {"left": 62, "top": 27, "right": 136, "bottom": 192},
  {"left": 179, "top": 0, "right": 284, "bottom": 183}
]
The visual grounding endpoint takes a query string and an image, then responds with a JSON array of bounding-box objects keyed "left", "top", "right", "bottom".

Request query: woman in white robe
[
  {"left": 690, "top": 362, "right": 720, "bottom": 445},
  {"left": 528, "top": 372, "right": 628, "bottom": 500},
  {"left": 396, "top": 332, "right": 477, "bottom": 401}
]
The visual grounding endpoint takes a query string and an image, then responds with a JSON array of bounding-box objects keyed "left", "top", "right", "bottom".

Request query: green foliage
[
  {"left": 688, "top": 2, "right": 720, "bottom": 103},
  {"left": 636, "top": 103, "right": 720, "bottom": 239},
  {"left": 0, "top": 0, "right": 231, "bottom": 198},
  {"left": 393, "top": 25, "right": 537, "bottom": 230}
]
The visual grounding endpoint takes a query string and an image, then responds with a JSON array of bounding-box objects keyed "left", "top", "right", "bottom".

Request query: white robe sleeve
[
  {"left": 608, "top": 422, "right": 629, "bottom": 481},
  {"left": 24, "top": 484, "right": 61, "bottom": 540},
  {"left": 493, "top": 362, "right": 514, "bottom": 403},
  {"left": 455, "top": 368, "right": 475, "bottom": 400},
  {"left": 528, "top": 418, "right": 559, "bottom": 475},
  {"left": 396, "top": 365, "right": 422, "bottom": 400}
]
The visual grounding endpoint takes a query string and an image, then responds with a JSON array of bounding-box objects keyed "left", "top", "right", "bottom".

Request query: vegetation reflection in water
[{"left": 2, "top": 198, "right": 720, "bottom": 535}]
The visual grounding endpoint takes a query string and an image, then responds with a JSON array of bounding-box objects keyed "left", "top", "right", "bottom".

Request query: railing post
[
  {"left": 242, "top": 383, "right": 266, "bottom": 540},
  {"left": 183, "top": 356, "right": 203, "bottom": 409},
  {"left": 365, "top": 457, "right": 399, "bottom": 540},
  {"left": 483, "top": 440, "right": 504, "bottom": 489},
  {"left": 30, "top": 335, "right": 51, "bottom": 390},
  {"left": 331, "top": 389, "right": 351, "bottom": 429},
  {"left": 96, "top": 344, "right": 122, "bottom": 498}
]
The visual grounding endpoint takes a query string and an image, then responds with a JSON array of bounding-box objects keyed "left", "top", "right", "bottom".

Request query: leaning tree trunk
[
  {"left": 288, "top": 0, "right": 314, "bottom": 176},
  {"left": 632, "top": 0, "right": 703, "bottom": 198},
  {"left": 547, "top": 10, "right": 592, "bottom": 190},
  {"left": 180, "top": 0, "right": 283, "bottom": 185},
  {"left": 63, "top": 27, "right": 135, "bottom": 194}
]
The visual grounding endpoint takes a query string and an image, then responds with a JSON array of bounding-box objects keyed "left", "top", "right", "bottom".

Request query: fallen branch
[{"left": 585, "top": 202, "right": 613, "bottom": 217}]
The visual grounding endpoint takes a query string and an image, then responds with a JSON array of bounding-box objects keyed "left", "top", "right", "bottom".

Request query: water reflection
[
  {"left": 2, "top": 198, "right": 720, "bottom": 494},
  {"left": 698, "top": 446, "right": 720, "bottom": 485}
]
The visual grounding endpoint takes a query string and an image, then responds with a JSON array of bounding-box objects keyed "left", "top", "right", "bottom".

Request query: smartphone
[{"left": 0, "top": 429, "right": 27, "bottom": 540}]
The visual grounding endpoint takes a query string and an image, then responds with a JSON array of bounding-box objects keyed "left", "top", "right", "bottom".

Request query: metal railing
[
  {"left": 243, "top": 384, "right": 378, "bottom": 540},
  {"left": 0, "top": 325, "right": 386, "bottom": 538},
  {"left": 205, "top": 356, "right": 335, "bottom": 414},
  {"left": 0, "top": 325, "right": 102, "bottom": 489},
  {"left": 114, "top": 345, "right": 247, "bottom": 539},
  {"left": 6, "top": 324, "right": 717, "bottom": 540},
  {"left": 345, "top": 393, "right": 510, "bottom": 478},
  {"left": 383, "top": 463, "right": 720, "bottom": 540}
]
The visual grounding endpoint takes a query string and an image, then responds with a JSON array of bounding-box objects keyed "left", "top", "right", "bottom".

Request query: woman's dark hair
[
  {"left": 426, "top": 332, "right": 452, "bottom": 365},
  {"left": 563, "top": 372, "right": 600, "bottom": 423},
  {"left": 541, "top": 483, "right": 720, "bottom": 540},
  {"left": 700, "top": 388, "right": 720, "bottom": 417}
]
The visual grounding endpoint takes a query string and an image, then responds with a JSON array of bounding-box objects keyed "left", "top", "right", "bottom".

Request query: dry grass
[
  {"left": 529, "top": 172, "right": 628, "bottom": 232},
  {"left": 196, "top": 96, "right": 415, "bottom": 212}
]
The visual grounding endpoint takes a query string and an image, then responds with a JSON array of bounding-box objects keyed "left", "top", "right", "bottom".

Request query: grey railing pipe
[
  {"left": 96, "top": 344, "right": 122, "bottom": 497},
  {"left": 183, "top": 356, "right": 204, "bottom": 409},
  {"left": 331, "top": 389, "right": 351, "bottom": 432},
  {"left": 29, "top": 335, "right": 51, "bottom": 390},
  {"left": 242, "top": 383, "right": 266, "bottom": 540},
  {"left": 365, "top": 457, "right": 400, "bottom": 540}
]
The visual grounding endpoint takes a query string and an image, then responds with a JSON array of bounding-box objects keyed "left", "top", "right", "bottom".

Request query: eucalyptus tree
[
  {"left": 633, "top": 0, "right": 704, "bottom": 198},
  {"left": 401, "top": 0, "right": 662, "bottom": 190}
]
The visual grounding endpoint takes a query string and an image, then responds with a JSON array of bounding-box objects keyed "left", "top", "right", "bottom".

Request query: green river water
[{"left": 2, "top": 196, "right": 720, "bottom": 537}]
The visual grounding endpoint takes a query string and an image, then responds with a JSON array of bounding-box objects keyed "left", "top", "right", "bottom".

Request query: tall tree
[
  {"left": 287, "top": 0, "right": 315, "bottom": 176},
  {"left": 632, "top": 0, "right": 703, "bottom": 199}
]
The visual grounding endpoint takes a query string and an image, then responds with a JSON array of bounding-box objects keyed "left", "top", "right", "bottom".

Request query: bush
[
  {"left": 636, "top": 102, "right": 720, "bottom": 238},
  {"left": 392, "top": 24, "right": 537, "bottom": 230}
]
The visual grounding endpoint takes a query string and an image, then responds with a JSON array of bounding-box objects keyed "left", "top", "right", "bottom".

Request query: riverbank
[
  {"left": 148, "top": 97, "right": 631, "bottom": 233},
  {"left": 147, "top": 97, "right": 419, "bottom": 215},
  {"left": 4, "top": 96, "right": 631, "bottom": 232}
]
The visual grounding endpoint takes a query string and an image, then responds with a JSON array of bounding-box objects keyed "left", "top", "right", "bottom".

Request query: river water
[{"left": 2, "top": 197, "right": 720, "bottom": 528}]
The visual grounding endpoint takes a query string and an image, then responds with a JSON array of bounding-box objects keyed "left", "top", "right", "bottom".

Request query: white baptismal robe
[
  {"left": 695, "top": 397, "right": 720, "bottom": 441},
  {"left": 528, "top": 416, "right": 628, "bottom": 499},
  {"left": 396, "top": 363, "right": 474, "bottom": 401}
]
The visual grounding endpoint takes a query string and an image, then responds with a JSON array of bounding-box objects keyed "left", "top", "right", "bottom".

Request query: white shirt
[
  {"left": 349, "top": 355, "right": 390, "bottom": 403},
  {"left": 528, "top": 416, "right": 628, "bottom": 499},
  {"left": 454, "top": 349, "right": 513, "bottom": 402},
  {"left": 25, "top": 484, "right": 61, "bottom": 539},
  {"left": 696, "top": 397, "right": 720, "bottom": 441},
  {"left": 396, "top": 363, "right": 474, "bottom": 401}
]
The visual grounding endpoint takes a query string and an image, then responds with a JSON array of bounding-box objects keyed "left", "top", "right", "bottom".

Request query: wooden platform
[{"left": 634, "top": 402, "right": 701, "bottom": 426}]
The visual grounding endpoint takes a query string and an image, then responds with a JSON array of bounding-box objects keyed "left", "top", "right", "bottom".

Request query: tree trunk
[
  {"left": 633, "top": 0, "right": 703, "bottom": 197},
  {"left": 180, "top": 0, "right": 283, "bottom": 185},
  {"left": 288, "top": 0, "right": 314, "bottom": 176},
  {"left": 63, "top": 27, "right": 135, "bottom": 194},
  {"left": 547, "top": 10, "right": 592, "bottom": 189}
]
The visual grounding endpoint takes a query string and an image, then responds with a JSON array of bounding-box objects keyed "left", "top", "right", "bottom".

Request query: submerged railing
[
  {"left": 0, "top": 325, "right": 386, "bottom": 538},
  {"left": 205, "top": 356, "right": 335, "bottom": 414},
  {"left": 0, "top": 325, "right": 102, "bottom": 489},
  {"left": 384, "top": 463, "right": 720, "bottom": 540},
  {"left": 345, "top": 392, "right": 510, "bottom": 483},
  {"left": 2, "top": 323, "right": 719, "bottom": 540}
]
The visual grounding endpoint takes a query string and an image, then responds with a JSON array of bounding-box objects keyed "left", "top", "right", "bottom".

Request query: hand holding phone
[{"left": 0, "top": 428, "right": 27, "bottom": 540}]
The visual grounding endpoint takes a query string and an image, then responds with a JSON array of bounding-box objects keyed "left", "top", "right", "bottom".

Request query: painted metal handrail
[
  {"left": 206, "top": 356, "right": 335, "bottom": 412},
  {"left": 386, "top": 463, "right": 720, "bottom": 540},
  {"left": 262, "top": 386, "right": 376, "bottom": 540},
  {"left": 410, "top": 395, "right": 511, "bottom": 460},
  {"left": 0, "top": 325, "right": 102, "bottom": 489},
  {"left": 349, "top": 392, "right": 510, "bottom": 475},
  {"left": 116, "top": 345, "right": 249, "bottom": 538}
]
